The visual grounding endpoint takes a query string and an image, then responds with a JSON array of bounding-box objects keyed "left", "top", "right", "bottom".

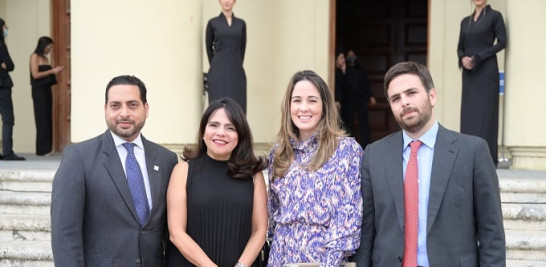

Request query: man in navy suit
[
  {"left": 51, "top": 75, "right": 178, "bottom": 266},
  {"left": 352, "top": 62, "right": 505, "bottom": 266}
]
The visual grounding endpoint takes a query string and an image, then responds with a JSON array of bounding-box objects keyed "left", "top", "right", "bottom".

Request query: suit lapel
[
  {"left": 384, "top": 132, "right": 406, "bottom": 232},
  {"left": 101, "top": 131, "right": 141, "bottom": 224},
  {"left": 427, "top": 125, "right": 458, "bottom": 233},
  {"left": 142, "top": 136, "right": 161, "bottom": 223}
]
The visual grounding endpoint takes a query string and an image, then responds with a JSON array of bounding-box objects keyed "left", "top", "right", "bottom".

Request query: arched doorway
[{"left": 335, "top": 0, "right": 428, "bottom": 142}]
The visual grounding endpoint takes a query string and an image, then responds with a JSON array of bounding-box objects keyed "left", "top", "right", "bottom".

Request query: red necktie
[{"left": 403, "top": 140, "right": 422, "bottom": 267}]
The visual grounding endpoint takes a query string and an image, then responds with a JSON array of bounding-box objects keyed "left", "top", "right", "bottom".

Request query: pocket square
[{"left": 154, "top": 165, "right": 159, "bottom": 171}]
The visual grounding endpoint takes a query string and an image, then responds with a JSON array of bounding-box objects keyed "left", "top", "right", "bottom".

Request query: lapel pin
[{"left": 154, "top": 165, "right": 159, "bottom": 171}]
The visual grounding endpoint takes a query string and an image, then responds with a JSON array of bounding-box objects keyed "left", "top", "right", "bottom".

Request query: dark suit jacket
[
  {"left": 351, "top": 124, "right": 505, "bottom": 267},
  {"left": 0, "top": 41, "right": 14, "bottom": 88},
  {"left": 51, "top": 130, "right": 178, "bottom": 267}
]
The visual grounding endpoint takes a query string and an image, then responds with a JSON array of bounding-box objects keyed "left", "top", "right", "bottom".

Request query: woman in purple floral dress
[{"left": 267, "top": 70, "right": 363, "bottom": 266}]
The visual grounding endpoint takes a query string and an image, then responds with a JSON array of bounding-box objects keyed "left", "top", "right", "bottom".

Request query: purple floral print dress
[{"left": 267, "top": 136, "right": 363, "bottom": 267}]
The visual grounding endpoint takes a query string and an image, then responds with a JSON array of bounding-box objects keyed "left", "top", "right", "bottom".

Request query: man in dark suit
[
  {"left": 0, "top": 18, "right": 25, "bottom": 160},
  {"left": 352, "top": 62, "right": 505, "bottom": 266},
  {"left": 341, "top": 49, "right": 376, "bottom": 148},
  {"left": 51, "top": 75, "right": 178, "bottom": 266}
]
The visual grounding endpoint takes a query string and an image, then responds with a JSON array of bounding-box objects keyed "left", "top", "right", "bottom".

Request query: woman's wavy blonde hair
[{"left": 272, "top": 70, "right": 346, "bottom": 179}]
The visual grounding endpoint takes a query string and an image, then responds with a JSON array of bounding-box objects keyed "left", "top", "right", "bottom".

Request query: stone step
[
  {"left": 0, "top": 214, "right": 50, "bottom": 232},
  {"left": 506, "top": 260, "right": 546, "bottom": 267},
  {"left": 503, "top": 203, "right": 546, "bottom": 231},
  {"left": 505, "top": 219, "right": 546, "bottom": 231},
  {"left": 0, "top": 181, "right": 52, "bottom": 193},
  {"left": 0, "top": 259, "right": 53, "bottom": 267},
  {"left": 0, "top": 229, "right": 50, "bottom": 242},
  {"left": 506, "top": 230, "right": 546, "bottom": 261},
  {"left": 500, "top": 177, "right": 546, "bottom": 194},
  {"left": 0, "top": 191, "right": 51, "bottom": 215},
  {"left": 0, "top": 203, "right": 50, "bottom": 215},
  {"left": 0, "top": 170, "right": 55, "bottom": 182},
  {"left": 0, "top": 240, "right": 52, "bottom": 262},
  {"left": 0, "top": 170, "right": 54, "bottom": 194},
  {"left": 503, "top": 204, "right": 546, "bottom": 220},
  {"left": 502, "top": 192, "right": 546, "bottom": 204}
]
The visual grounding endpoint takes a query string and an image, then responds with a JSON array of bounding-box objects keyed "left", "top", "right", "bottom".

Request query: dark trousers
[
  {"left": 0, "top": 87, "right": 14, "bottom": 155},
  {"left": 32, "top": 86, "right": 53, "bottom": 155},
  {"left": 342, "top": 93, "right": 371, "bottom": 148}
]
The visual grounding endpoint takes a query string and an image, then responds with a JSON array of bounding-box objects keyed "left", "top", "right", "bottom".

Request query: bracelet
[{"left": 235, "top": 262, "right": 248, "bottom": 267}]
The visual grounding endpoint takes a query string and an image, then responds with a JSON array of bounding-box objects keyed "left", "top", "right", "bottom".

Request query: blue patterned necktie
[{"left": 123, "top": 142, "right": 150, "bottom": 226}]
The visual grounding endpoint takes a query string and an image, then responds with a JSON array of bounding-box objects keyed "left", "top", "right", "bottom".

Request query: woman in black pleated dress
[
  {"left": 29, "top": 36, "right": 64, "bottom": 155},
  {"left": 457, "top": 0, "right": 506, "bottom": 165},
  {"left": 206, "top": 0, "right": 247, "bottom": 113},
  {"left": 166, "top": 98, "right": 267, "bottom": 267}
]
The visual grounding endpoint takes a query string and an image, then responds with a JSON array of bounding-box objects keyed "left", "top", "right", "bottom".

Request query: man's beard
[
  {"left": 398, "top": 106, "right": 431, "bottom": 134},
  {"left": 108, "top": 119, "right": 145, "bottom": 139}
]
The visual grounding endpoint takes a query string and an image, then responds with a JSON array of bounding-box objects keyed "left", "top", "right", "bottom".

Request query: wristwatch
[{"left": 235, "top": 262, "right": 248, "bottom": 267}]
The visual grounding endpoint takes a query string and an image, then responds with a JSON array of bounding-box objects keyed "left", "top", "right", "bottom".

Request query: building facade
[{"left": 1, "top": 0, "right": 545, "bottom": 170}]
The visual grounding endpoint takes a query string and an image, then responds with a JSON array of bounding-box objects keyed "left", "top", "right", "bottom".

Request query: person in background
[
  {"left": 29, "top": 36, "right": 64, "bottom": 156},
  {"left": 457, "top": 0, "right": 506, "bottom": 166},
  {"left": 51, "top": 75, "right": 178, "bottom": 266},
  {"left": 267, "top": 70, "right": 363, "bottom": 266},
  {"left": 334, "top": 52, "right": 346, "bottom": 112},
  {"left": 342, "top": 49, "right": 376, "bottom": 148},
  {"left": 166, "top": 97, "right": 267, "bottom": 267},
  {"left": 206, "top": 0, "right": 247, "bottom": 113},
  {"left": 0, "top": 18, "right": 25, "bottom": 160},
  {"left": 352, "top": 61, "right": 505, "bottom": 266}
]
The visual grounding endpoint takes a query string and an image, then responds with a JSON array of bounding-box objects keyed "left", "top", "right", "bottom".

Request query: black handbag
[{"left": 257, "top": 240, "right": 270, "bottom": 267}]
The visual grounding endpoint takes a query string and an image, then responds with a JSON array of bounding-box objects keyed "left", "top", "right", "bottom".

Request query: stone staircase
[
  {"left": 0, "top": 167, "right": 545, "bottom": 266},
  {"left": 500, "top": 173, "right": 546, "bottom": 267},
  {"left": 0, "top": 169, "right": 54, "bottom": 267}
]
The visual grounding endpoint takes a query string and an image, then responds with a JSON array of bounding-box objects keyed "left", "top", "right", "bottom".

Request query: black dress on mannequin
[
  {"left": 206, "top": 13, "right": 247, "bottom": 113},
  {"left": 457, "top": 5, "right": 506, "bottom": 165}
]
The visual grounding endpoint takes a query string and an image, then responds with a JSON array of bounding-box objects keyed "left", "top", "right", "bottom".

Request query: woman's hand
[
  {"left": 462, "top": 56, "right": 475, "bottom": 70},
  {"left": 1, "top": 62, "right": 6, "bottom": 70},
  {"left": 53, "top": 66, "right": 65, "bottom": 74}
]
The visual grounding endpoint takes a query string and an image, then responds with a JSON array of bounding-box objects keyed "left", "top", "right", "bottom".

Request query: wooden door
[
  {"left": 336, "top": 0, "right": 428, "bottom": 141},
  {"left": 51, "top": 0, "right": 71, "bottom": 151}
]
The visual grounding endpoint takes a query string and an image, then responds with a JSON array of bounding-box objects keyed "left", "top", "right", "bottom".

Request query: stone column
[{"left": 504, "top": 0, "right": 546, "bottom": 170}]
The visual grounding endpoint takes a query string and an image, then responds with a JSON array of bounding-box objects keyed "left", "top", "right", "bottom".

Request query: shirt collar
[
  {"left": 402, "top": 121, "right": 439, "bottom": 150},
  {"left": 290, "top": 134, "right": 318, "bottom": 153},
  {"left": 110, "top": 131, "right": 144, "bottom": 150}
]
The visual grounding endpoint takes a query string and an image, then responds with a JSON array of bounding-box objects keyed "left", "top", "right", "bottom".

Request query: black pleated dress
[
  {"left": 205, "top": 13, "right": 247, "bottom": 113},
  {"left": 457, "top": 5, "right": 506, "bottom": 165},
  {"left": 166, "top": 153, "right": 256, "bottom": 267}
]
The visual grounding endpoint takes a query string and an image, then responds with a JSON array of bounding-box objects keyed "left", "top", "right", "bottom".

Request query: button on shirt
[
  {"left": 402, "top": 121, "right": 438, "bottom": 267},
  {"left": 111, "top": 132, "right": 153, "bottom": 209}
]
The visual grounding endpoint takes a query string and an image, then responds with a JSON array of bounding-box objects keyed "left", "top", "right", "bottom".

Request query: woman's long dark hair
[
  {"left": 183, "top": 97, "right": 267, "bottom": 178},
  {"left": 0, "top": 18, "right": 6, "bottom": 43},
  {"left": 34, "top": 36, "right": 54, "bottom": 56}
]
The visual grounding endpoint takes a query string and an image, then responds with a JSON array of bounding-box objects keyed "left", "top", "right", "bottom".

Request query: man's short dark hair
[
  {"left": 383, "top": 61, "right": 435, "bottom": 99},
  {"left": 105, "top": 75, "right": 147, "bottom": 104}
]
